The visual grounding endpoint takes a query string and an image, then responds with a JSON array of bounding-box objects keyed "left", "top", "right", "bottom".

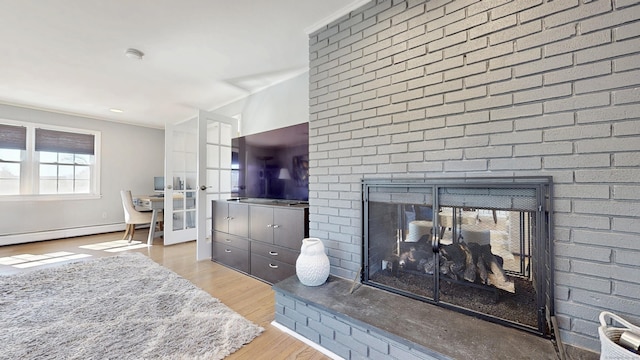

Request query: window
[{"left": 0, "top": 120, "right": 100, "bottom": 199}]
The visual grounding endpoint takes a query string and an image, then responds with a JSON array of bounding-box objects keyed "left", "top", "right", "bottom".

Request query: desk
[{"left": 133, "top": 195, "right": 166, "bottom": 245}]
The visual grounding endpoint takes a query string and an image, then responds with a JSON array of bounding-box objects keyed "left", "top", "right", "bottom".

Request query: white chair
[{"left": 120, "top": 190, "right": 161, "bottom": 242}]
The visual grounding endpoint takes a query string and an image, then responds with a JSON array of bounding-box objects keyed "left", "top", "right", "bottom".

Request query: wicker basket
[{"left": 599, "top": 311, "right": 640, "bottom": 360}]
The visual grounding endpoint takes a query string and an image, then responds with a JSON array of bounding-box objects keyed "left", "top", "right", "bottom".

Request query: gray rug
[{"left": 0, "top": 252, "right": 263, "bottom": 359}]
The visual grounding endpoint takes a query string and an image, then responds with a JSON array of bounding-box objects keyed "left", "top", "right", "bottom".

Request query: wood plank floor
[{"left": 0, "top": 231, "right": 331, "bottom": 360}]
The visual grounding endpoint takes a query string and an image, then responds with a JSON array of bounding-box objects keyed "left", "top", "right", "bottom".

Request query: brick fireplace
[
  {"left": 361, "top": 177, "right": 553, "bottom": 336},
  {"left": 292, "top": 0, "right": 640, "bottom": 357}
]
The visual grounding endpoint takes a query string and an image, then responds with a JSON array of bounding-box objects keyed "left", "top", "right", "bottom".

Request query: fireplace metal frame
[{"left": 362, "top": 176, "right": 554, "bottom": 337}]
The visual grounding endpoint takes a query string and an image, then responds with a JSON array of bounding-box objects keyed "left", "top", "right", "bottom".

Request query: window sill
[{"left": 0, "top": 194, "right": 102, "bottom": 202}]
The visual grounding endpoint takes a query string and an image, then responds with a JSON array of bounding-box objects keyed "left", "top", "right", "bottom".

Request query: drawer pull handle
[
  {"left": 224, "top": 249, "right": 231, "bottom": 253},
  {"left": 272, "top": 224, "right": 280, "bottom": 229},
  {"left": 269, "top": 251, "right": 278, "bottom": 256},
  {"left": 225, "top": 239, "right": 232, "bottom": 242},
  {"left": 269, "top": 263, "right": 279, "bottom": 269},
  {"left": 224, "top": 216, "right": 230, "bottom": 220},
  {"left": 267, "top": 224, "right": 273, "bottom": 228}
]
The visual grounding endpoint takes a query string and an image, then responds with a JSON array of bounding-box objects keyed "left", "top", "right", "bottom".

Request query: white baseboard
[
  {"left": 0, "top": 224, "right": 126, "bottom": 247},
  {"left": 271, "top": 320, "right": 344, "bottom": 360}
]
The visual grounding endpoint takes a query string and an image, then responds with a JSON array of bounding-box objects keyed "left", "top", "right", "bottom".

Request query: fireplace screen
[{"left": 362, "top": 177, "right": 553, "bottom": 336}]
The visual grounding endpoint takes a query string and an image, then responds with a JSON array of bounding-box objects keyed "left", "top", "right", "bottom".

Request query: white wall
[
  {"left": 214, "top": 72, "right": 309, "bottom": 135},
  {"left": 0, "top": 104, "right": 164, "bottom": 245}
]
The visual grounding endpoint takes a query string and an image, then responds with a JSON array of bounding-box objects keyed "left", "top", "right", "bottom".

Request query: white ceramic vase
[{"left": 295, "top": 237, "right": 330, "bottom": 286}]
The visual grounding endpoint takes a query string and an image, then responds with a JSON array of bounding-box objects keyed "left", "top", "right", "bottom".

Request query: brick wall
[{"left": 308, "top": 0, "right": 640, "bottom": 353}]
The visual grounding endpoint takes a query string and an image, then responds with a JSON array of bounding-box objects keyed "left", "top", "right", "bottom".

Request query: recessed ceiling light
[
  {"left": 109, "top": 108, "right": 123, "bottom": 113},
  {"left": 124, "top": 48, "right": 144, "bottom": 60}
]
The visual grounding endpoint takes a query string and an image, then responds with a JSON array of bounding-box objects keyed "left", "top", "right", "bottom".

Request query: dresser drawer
[
  {"left": 212, "top": 231, "right": 250, "bottom": 251},
  {"left": 212, "top": 242, "right": 249, "bottom": 274},
  {"left": 251, "top": 241, "right": 299, "bottom": 266},
  {"left": 250, "top": 255, "right": 296, "bottom": 284}
]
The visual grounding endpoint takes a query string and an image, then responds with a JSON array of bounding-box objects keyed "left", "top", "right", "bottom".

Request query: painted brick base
[
  {"left": 272, "top": 275, "right": 560, "bottom": 360},
  {"left": 274, "top": 289, "right": 443, "bottom": 360}
]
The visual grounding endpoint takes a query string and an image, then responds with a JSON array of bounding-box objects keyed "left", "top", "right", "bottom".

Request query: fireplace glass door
[{"left": 362, "top": 178, "right": 553, "bottom": 336}]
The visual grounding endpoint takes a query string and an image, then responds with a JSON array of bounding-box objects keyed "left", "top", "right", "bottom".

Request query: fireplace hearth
[{"left": 362, "top": 177, "right": 553, "bottom": 336}]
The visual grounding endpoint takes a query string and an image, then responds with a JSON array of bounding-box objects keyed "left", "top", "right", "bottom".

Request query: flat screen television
[{"left": 232, "top": 123, "right": 308, "bottom": 202}]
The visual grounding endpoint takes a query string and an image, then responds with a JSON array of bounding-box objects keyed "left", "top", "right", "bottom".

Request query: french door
[{"left": 164, "top": 110, "right": 237, "bottom": 261}]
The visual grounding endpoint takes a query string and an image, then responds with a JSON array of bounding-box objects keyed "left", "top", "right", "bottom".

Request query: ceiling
[{"left": 0, "top": 0, "right": 368, "bottom": 129}]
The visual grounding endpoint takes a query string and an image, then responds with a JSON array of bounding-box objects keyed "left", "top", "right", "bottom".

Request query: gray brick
[
  {"left": 274, "top": 313, "right": 296, "bottom": 330},
  {"left": 444, "top": 61, "right": 487, "bottom": 81},
  {"left": 555, "top": 272, "right": 612, "bottom": 294},
  {"left": 320, "top": 335, "right": 350, "bottom": 359},
  {"left": 575, "top": 70, "right": 640, "bottom": 95},
  {"left": 576, "top": 199, "right": 640, "bottom": 217},
  {"left": 576, "top": 169, "right": 640, "bottom": 184},
  {"left": 573, "top": 228, "right": 640, "bottom": 250},
  {"left": 547, "top": 30, "right": 612, "bottom": 58},
  {"left": 489, "top": 157, "right": 541, "bottom": 170},
  {"left": 545, "top": 0, "right": 613, "bottom": 29},
  {"left": 614, "top": 185, "right": 640, "bottom": 200},
  {"left": 444, "top": 159, "right": 487, "bottom": 172},
  {"left": 556, "top": 242, "right": 612, "bottom": 262},
  {"left": 515, "top": 54, "right": 573, "bottom": 77},
  {"left": 491, "top": 103, "right": 542, "bottom": 121},
  {"left": 519, "top": 0, "right": 579, "bottom": 23},
  {"left": 554, "top": 213, "right": 611, "bottom": 230},
  {"left": 409, "top": 94, "right": 444, "bottom": 111},
  {"left": 465, "top": 67, "right": 511, "bottom": 88},
  {"left": 334, "top": 333, "right": 369, "bottom": 356},
  {"left": 544, "top": 154, "right": 611, "bottom": 169},
  {"left": 616, "top": 249, "right": 640, "bottom": 267},
  {"left": 514, "top": 142, "right": 573, "bottom": 156},
  {"left": 467, "top": 41, "right": 513, "bottom": 64},
  {"left": 275, "top": 292, "right": 296, "bottom": 309},
  {"left": 352, "top": 327, "right": 389, "bottom": 354},
  {"left": 447, "top": 111, "right": 489, "bottom": 127},
  {"left": 426, "top": 7, "right": 465, "bottom": 32},
  {"left": 444, "top": 37, "right": 488, "bottom": 60},
  {"left": 466, "top": 93, "right": 512, "bottom": 111},
  {"left": 426, "top": 55, "right": 464, "bottom": 75},
  {"left": 320, "top": 313, "right": 351, "bottom": 335},
  {"left": 488, "top": 18, "right": 542, "bottom": 46},
  {"left": 489, "top": 48, "right": 541, "bottom": 70},
  {"left": 424, "top": 149, "right": 463, "bottom": 161},
  {"left": 465, "top": 118, "right": 512, "bottom": 135},
  {"left": 491, "top": 0, "right": 543, "bottom": 20},
  {"left": 468, "top": 0, "right": 511, "bottom": 16},
  {"left": 285, "top": 306, "right": 309, "bottom": 325},
  {"left": 584, "top": 3, "right": 640, "bottom": 33},
  {"left": 616, "top": 20, "right": 640, "bottom": 41},
  {"left": 308, "top": 318, "right": 334, "bottom": 339},
  {"left": 469, "top": 14, "right": 517, "bottom": 39},
  {"left": 545, "top": 123, "right": 611, "bottom": 142},
  {"left": 614, "top": 281, "right": 640, "bottom": 300},
  {"left": 517, "top": 23, "right": 576, "bottom": 51},
  {"left": 444, "top": 12, "right": 488, "bottom": 36},
  {"left": 444, "top": 86, "right": 487, "bottom": 103},
  {"left": 446, "top": 135, "right": 489, "bottom": 149},
  {"left": 577, "top": 137, "right": 640, "bottom": 154},
  {"left": 615, "top": 152, "right": 640, "bottom": 166},
  {"left": 577, "top": 37, "right": 640, "bottom": 64},
  {"left": 544, "top": 61, "right": 612, "bottom": 85},
  {"left": 615, "top": 53, "right": 640, "bottom": 73},
  {"left": 464, "top": 145, "right": 512, "bottom": 159},
  {"left": 490, "top": 74, "right": 542, "bottom": 95},
  {"left": 577, "top": 103, "right": 640, "bottom": 124}
]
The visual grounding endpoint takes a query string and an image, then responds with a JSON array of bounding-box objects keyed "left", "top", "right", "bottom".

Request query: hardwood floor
[{"left": 0, "top": 231, "right": 331, "bottom": 360}]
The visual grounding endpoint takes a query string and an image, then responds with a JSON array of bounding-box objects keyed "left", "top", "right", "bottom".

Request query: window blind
[
  {"left": 0, "top": 124, "right": 27, "bottom": 150},
  {"left": 35, "top": 128, "right": 95, "bottom": 155}
]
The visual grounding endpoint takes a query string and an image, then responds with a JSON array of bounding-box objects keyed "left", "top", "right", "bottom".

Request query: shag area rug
[{"left": 0, "top": 252, "right": 263, "bottom": 360}]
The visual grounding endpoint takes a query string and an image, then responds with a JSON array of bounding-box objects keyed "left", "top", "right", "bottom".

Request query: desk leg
[{"left": 148, "top": 209, "right": 160, "bottom": 246}]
